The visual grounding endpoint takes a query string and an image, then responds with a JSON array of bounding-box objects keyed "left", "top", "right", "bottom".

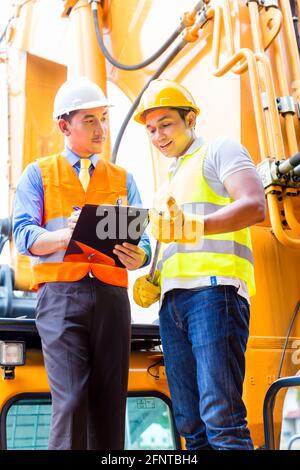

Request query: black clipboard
[{"left": 63, "top": 204, "right": 149, "bottom": 268}]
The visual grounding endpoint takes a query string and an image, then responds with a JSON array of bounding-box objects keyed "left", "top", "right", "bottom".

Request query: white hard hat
[{"left": 53, "top": 76, "right": 112, "bottom": 119}]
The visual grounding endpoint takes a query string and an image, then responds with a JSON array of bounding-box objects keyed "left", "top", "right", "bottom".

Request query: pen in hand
[{"left": 72, "top": 206, "right": 81, "bottom": 211}]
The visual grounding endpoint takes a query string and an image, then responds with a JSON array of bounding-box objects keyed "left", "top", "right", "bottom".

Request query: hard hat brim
[
  {"left": 53, "top": 100, "right": 113, "bottom": 119},
  {"left": 134, "top": 105, "right": 200, "bottom": 125}
]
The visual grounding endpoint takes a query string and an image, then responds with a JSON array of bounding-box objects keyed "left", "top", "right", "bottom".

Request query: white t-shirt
[{"left": 164, "top": 136, "right": 256, "bottom": 305}]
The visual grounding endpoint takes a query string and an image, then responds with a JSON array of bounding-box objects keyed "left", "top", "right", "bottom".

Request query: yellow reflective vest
[
  {"left": 154, "top": 143, "right": 256, "bottom": 297},
  {"left": 30, "top": 154, "right": 128, "bottom": 290}
]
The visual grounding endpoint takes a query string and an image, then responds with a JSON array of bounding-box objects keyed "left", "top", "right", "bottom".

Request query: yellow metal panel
[
  {"left": 9, "top": 54, "right": 66, "bottom": 290},
  {"left": 8, "top": 53, "right": 66, "bottom": 210},
  {"left": 251, "top": 225, "right": 300, "bottom": 337},
  {"left": 23, "top": 54, "right": 66, "bottom": 168}
]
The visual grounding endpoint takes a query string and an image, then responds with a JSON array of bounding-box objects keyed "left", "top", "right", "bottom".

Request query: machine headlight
[{"left": 0, "top": 341, "right": 26, "bottom": 366}]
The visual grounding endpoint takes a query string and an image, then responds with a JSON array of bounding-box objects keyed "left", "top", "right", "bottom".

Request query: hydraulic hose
[
  {"left": 291, "top": 163, "right": 300, "bottom": 176},
  {"left": 290, "top": 0, "right": 300, "bottom": 56},
  {"left": 0, "top": 217, "right": 12, "bottom": 254},
  {"left": 111, "top": 39, "right": 187, "bottom": 163},
  {"left": 277, "top": 299, "right": 300, "bottom": 378},
  {"left": 91, "top": 2, "right": 183, "bottom": 71},
  {"left": 277, "top": 152, "right": 300, "bottom": 175}
]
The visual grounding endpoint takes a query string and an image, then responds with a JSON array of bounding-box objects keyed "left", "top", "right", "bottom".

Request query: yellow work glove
[
  {"left": 149, "top": 197, "right": 204, "bottom": 244},
  {"left": 133, "top": 270, "right": 161, "bottom": 308}
]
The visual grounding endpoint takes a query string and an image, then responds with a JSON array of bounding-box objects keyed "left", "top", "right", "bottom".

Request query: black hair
[
  {"left": 175, "top": 107, "right": 194, "bottom": 122},
  {"left": 58, "top": 109, "right": 80, "bottom": 122}
]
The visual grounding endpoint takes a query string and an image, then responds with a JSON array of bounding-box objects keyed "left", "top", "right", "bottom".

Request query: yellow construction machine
[{"left": 0, "top": 0, "right": 300, "bottom": 450}]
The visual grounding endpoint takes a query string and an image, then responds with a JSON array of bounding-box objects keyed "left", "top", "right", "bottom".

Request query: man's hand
[
  {"left": 68, "top": 209, "right": 81, "bottom": 231},
  {"left": 29, "top": 209, "right": 79, "bottom": 256},
  {"left": 149, "top": 197, "right": 184, "bottom": 244},
  {"left": 29, "top": 227, "right": 72, "bottom": 256},
  {"left": 133, "top": 270, "right": 161, "bottom": 308},
  {"left": 113, "top": 243, "right": 147, "bottom": 270},
  {"left": 150, "top": 197, "right": 203, "bottom": 244},
  {"left": 58, "top": 227, "right": 72, "bottom": 248}
]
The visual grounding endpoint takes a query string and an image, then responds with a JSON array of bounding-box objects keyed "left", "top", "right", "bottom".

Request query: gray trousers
[{"left": 35, "top": 277, "right": 131, "bottom": 450}]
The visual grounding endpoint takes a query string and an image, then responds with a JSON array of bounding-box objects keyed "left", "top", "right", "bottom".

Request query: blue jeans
[{"left": 159, "top": 285, "right": 253, "bottom": 450}]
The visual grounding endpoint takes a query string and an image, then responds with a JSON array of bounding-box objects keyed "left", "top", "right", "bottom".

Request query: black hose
[
  {"left": 0, "top": 217, "right": 12, "bottom": 255},
  {"left": 288, "top": 152, "right": 300, "bottom": 167},
  {"left": 0, "top": 217, "right": 12, "bottom": 239},
  {"left": 277, "top": 151, "right": 300, "bottom": 174},
  {"left": 292, "top": 163, "right": 300, "bottom": 176},
  {"left": 92, "top": 6, "right": 183, "bottom": 71},
  {"left": 290, "top": 0, "right": 300, "bottom": 56},
  {"left": 277, "top": 299, "right": 300, "bottom": 378},
  {"left": 111, "top": 40, "right": 187, "bottom": 163}
]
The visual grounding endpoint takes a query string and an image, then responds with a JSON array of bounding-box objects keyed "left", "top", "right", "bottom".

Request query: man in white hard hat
[
  {"left": 13, "top": 77, "right": 151, "bottom": 450},
  {"left": 133, "top": 79, "right": 266, "bottom": 450}
]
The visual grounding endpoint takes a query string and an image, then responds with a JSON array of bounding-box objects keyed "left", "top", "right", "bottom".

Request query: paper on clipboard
[{"left": 63, "top": 204, "right": 149, "bottom": 268}]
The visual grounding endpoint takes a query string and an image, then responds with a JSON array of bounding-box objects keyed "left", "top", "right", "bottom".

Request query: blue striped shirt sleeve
[
  {"left": 126, "top": 172, "right": 151, "bottom": 267},
  {"left": 12, "top": 163, "right": 47, "bottom": 256}
]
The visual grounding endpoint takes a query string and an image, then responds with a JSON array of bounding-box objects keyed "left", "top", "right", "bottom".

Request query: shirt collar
[
  {"left": 168, "top": 136, "right": 204, "bottom": 177},
  {"left": 64, "top": 146, "right": 99, "bottom": 168}
]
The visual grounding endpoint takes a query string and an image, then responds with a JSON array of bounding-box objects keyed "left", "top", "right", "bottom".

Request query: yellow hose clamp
[{"left": 181, "top": 12, "right": 197, "bottom": 28}]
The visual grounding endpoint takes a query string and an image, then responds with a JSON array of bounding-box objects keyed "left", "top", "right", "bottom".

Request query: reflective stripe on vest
[
  {"left": 154, "top": 143, "right": 256, "bottom": 297},
  {"left": 157, "top": 239, "right": 254, "bottom": 270},
  {"left": 30, "top": 154, "right": 128, "bottom": 290}
]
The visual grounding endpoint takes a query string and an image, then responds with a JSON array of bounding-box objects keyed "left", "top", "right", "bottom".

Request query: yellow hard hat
[{"left": 134, "top": 79, "right": 200, "bottom": 124}]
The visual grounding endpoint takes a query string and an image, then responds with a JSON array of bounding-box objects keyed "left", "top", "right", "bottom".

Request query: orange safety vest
[{"left": 30, "top": 153, "right": 128, "bottom": 290}]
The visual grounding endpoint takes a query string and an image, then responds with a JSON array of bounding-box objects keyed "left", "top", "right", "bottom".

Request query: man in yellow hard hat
[
  {"left": 13, "top": 77, "right": 151, "bottom": 450},
  {"left": 133, "top": 79, "right": 266, "bottom": 450}
]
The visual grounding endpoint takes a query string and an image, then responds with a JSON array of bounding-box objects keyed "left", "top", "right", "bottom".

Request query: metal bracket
[
  {"left": 260, "top": 6, "right": 282, "bottom": 50},
  {"left": 182, "top": 5, "right": 210, "bottom": 43},
  {"left": 257, "top": 159, "right": 279, "bottom": 189},
  {"left": 246, "top": 0, "right": 279, "bottom": 8},
  {"left": 89, "top": 0, "right": 103, "bottom": 11},
  {"left": 261, "top": 0, "right": 279, "bottom": 7},
  {"left": 261, "top": 91, "right": 269, "bottom": 110},
  {"left": 276, "top": 96, "right": 295, "bottom": 114},
  {"left": 195, "top": 7, "right": 209, "bottom": 28},
  {"left": 257, "top": 158, "right": 289, "bottom": 190},
  {"left": 1, "top": 366, "right": 15, "bottom": 380}
]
